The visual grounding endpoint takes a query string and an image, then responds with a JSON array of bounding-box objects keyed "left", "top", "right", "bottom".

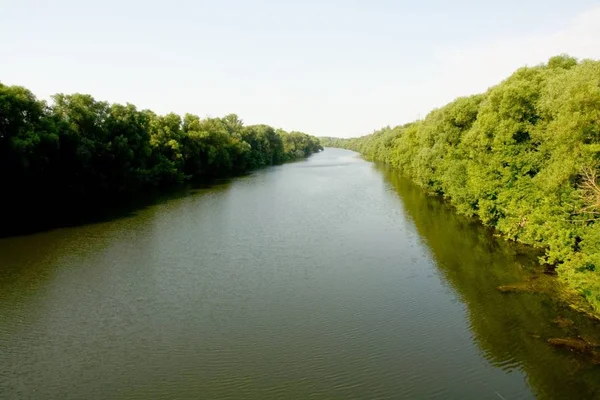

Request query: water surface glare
[{"left": 1, "top": 148, "right": 600, "bottom": 399}]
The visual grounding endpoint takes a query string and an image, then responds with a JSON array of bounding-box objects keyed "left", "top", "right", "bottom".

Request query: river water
[{"left": 1, "top": 148, "right": 599, "bottom": 399}]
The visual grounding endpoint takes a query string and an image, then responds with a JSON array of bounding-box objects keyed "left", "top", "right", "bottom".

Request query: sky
[{"left": 1, "top": 0, "right": 600, "bottom": 138}]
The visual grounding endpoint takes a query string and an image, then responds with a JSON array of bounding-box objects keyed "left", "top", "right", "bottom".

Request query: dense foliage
[
  {"left": 0, "top": 83, "right": 322, "bottom": 232},
  {"left": 322, "top": 55, "right": 600, "bottom": 314}
]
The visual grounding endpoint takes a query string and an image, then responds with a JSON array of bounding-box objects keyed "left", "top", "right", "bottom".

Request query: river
[{"left": 1, "top": 148, "right": 599, "bottom": 399}]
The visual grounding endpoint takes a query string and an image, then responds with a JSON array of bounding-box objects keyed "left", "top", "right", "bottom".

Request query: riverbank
[
  {"left": 377, "top": 161, "right": 600, "bottom": 322},
  {"left": 320, "top": 55, "right": 600, "bottom": 317},
  {"left": 0, "top": 82, "right": 322, "bottom": 237},
  {"left": 326, "top": 146, "right": 600, "bottom": 320}
]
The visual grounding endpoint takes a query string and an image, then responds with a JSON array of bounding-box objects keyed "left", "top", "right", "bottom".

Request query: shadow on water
[
  {"left": 0, "top": 178, "right": 235, "bottom": 305},
  {"left": 0, "top": 178, "right": 235, "bottom": 239},
  {"left": 376, "top": 163, "right": 600, "bottom": 399},
  {"left": 1, "top": 154, "right": 320, "bottom": 239}
]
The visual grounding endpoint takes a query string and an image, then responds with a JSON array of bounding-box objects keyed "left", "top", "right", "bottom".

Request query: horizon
[{"left": 2, "top": 1, "right": 600, "bottom": 138}]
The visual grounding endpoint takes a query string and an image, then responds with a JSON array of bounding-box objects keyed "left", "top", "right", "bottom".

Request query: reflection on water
[
  {"left": 0, "top": 148, "right": 599, "bottom": 399},
  {"left": 378, "top": 163, "right": 600, "bottom": 399}
]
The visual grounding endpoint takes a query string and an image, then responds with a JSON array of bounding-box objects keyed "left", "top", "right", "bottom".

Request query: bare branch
[{"left": 574, "top": 165, "right": 600, "bottom": 221}]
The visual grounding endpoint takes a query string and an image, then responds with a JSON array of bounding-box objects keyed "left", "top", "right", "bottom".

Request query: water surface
[{"left": 1, "top": 148, "right": 599, "bottom": 399}]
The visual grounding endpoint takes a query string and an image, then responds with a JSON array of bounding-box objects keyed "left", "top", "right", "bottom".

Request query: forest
[
  {"left": 0, "top": 83, "right": 322, "bottom": 234},
  {"left": 321, "top": 55, "right": 600, "bottom": 315}
]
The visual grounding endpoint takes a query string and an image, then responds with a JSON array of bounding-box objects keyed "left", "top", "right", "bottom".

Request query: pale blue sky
[{"left": 2, "top": 0, "right": 600, "bottom": 137}]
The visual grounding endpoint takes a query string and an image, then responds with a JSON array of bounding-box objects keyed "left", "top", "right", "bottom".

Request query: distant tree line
[
  {"left": 0, "top": 83, "right": 322, "bottom": 233},
  {"left": 322, "top": 55, "right": 600, "bottom": 314}
]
